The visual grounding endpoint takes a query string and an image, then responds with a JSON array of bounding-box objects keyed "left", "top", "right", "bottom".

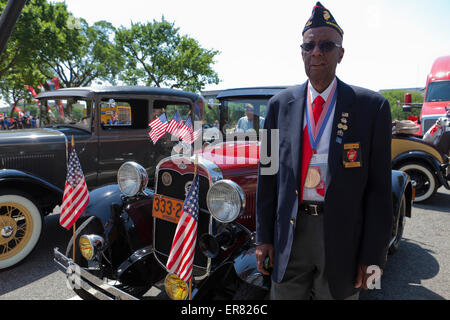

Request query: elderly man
[
  {"left": 255, "top": 2, "right": 393, "bottom": 300},
  {"left": 236, "top": 103, "right": 265, "bottom": 132}
]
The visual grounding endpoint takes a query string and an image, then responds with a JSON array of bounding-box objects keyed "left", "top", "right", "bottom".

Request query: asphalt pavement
[{"left": 0, "top": 187, "right": 449, "bottom": 300}]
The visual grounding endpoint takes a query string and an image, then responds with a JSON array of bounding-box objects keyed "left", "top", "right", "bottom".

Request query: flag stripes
[{"left": 59, "top": 147, "right": 90, "bottom": 230}]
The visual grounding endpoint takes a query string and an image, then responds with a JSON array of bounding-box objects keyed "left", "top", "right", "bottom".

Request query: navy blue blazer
[{"left": 256, "top": 78, "right": 393, "bottom": 299}]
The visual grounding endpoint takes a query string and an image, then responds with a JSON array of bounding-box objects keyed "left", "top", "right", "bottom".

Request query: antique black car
[
  {"left": 53, "top": 87, "right": 414, "bottom": 300},
  {"left": 0, "top": 86, "right": 203, "bottom": 269}
]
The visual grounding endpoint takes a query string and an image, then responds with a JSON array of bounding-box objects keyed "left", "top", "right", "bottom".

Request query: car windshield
[
  {"left": 38, "top": 98, "right": 93, "bottom": 131},
  {"left": 204, "top": 98, "right": 268, "bottom": 141},
  {"left": 426, "top": 81, "right": 450, "bottom": 102}
]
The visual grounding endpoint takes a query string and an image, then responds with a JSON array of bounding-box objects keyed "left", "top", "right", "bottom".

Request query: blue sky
[{"left": 35, "top": 0, "right": 450, "bottom": 92}]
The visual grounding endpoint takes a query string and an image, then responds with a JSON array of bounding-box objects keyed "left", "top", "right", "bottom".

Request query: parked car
[
  {"left": 392, "top": 116, "right": 449, "bottom": 202},
  {"left": 54, "top": 86, "right": 414, "bottom": 300},
  {"left": 0, "top": 86, "right": 204, "bottom": 269}
]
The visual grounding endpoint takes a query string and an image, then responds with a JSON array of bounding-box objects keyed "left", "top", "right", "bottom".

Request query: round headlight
[
  {"left": 206, "top": 180, "right": 245, "bottom": 223},
  {"left": 165, "top": 274, "right": 188, "bottom": 300},
  {"left": 117, "top": 162, "right": 148, "bottom": 197},
  {"left": 79, "top": 235, "right": 94, "bottom": 260},
  {"left": 79, "top": 234, "right": 104, "bottom": 261}
]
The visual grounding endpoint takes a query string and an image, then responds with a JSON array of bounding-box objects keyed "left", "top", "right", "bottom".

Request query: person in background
[{"left": 236, "top": 103, "right": 265, "bottom": 132}]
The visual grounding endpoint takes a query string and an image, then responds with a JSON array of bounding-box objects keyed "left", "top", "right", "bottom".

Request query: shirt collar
[{"left": 308, "top": 77, "right": 337, "bottom": 102}]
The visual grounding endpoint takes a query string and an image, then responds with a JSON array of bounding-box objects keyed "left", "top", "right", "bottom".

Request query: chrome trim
[
  {"left": 152, "top": 154, "right": 223, "bottom": 281},
  {"left": 206, "top": 179, "right": 246, "bottom": 223},
  {"left": 117, "top": 161, "right": 149, "bottom": 197},
  {"left": 53, "top": 248, "right": 138, "bottom": 300}
]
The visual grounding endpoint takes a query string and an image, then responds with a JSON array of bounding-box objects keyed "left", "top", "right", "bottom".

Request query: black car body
[
  {"left": 53, "top": 87, "right": 414, "bottom": 300},
  {"left": 0, "top": 86, "right": 203, "bottom": 269}
]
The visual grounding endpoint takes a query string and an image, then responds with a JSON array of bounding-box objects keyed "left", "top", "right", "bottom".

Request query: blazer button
[
  {"left": 295, "top": 190, "right": 298, "bottom": 195},
  {"left": 290, "top": 219, "right": 295, "bottom": 226}
]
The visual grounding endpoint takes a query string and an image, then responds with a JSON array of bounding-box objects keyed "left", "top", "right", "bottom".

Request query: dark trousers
[{"left": 270, "top": 213, "right": 360, "bottom": 300}]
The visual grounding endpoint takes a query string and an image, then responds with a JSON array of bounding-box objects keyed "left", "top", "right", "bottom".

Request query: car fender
[
  {"left": 392, "top": 151, "right": 442, "bottom": 175},
  {"left": 392, "top": 170, "right": 413, "bottom": 218},
  {"left": 80, "top": 184, "right": 155, "bottom": 255},
  {"left": 0, "top": 169, "right": 63, "bottom": 214},
  {"left": 232, "top": 245, "right": 270, "bottom": 291}
]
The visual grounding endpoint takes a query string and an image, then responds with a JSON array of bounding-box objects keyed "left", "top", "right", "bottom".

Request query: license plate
[{"left": 152, "top": 194, "right": 184, "bottom": 224}]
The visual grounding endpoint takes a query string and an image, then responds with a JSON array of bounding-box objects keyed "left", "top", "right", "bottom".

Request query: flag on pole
[
  {"left": 167, "top": 110, "right": 183, "bottom": 138},
  {"left": 166, "top": 173, "right": 199, "bottom": 282},
  {"left": 178, "top": 116, "right": 200, "bottom": 144},
  {"left": 149, "top": 113, "right": 169, "bottom": 144},
  {"left": 59, "top": 146, "right": 90, "bottom": 230}
]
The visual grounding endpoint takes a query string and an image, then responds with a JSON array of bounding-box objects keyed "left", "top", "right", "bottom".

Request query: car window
[
  {"left": 221, "top": 98, "right": 268, "bottom": 139},
  {"left": 100, "top": 98, "right": 148, "bottom": 130},
  {"left": 152, "top": 100, "right": 192, "bottom": 123},
  {"left": 426, "top": 81, "right": 450, "bottom": 102},
  {"left": 39, "top": 98, "right": 93, "bottom": 131}
]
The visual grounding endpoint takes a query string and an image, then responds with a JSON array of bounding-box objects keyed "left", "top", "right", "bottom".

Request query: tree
[
  {"left": 0, "top": 0, "right": 68, "bottom": 80},
  {"left": 37, "top": 19, "right": 124, "bottom": 87},
  {"left": 115, "top": 17, "right": 220, "bottom": 92},
  {"left": 381, "top": 90, "right": 423, "bottom": 121}
]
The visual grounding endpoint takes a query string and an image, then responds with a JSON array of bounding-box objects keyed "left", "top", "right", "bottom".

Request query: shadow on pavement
[
  {"left": 0, "top": 214, "right": 71, "bottom": 296},
  {"left": 413, "top": 190, "right": 450, "bottom": 214},
  {"left": 360, "top": 238, "right": 445, "bottom": 300}
]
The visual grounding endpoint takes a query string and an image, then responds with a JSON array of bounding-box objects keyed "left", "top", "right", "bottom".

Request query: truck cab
[{"left": 404, "top": 56, "right": 450, "bottom": 135}]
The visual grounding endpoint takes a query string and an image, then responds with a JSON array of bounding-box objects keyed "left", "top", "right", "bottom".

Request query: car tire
[
  {"left": 0, "top": 191, "right": 42, "bottom": 269},
  {"left": 397, "top": 162, "right": 437, "bottom": 202},
  {"left": 389, "top": 195, "right": 406, "bottom": 255}
]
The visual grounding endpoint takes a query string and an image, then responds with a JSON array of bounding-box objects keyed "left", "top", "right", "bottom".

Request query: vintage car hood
[
  {"left": 0, "top": 128, "right": 67, "bottom": 147},
  {"left": 0, "top": 128, "right": 68, "bottom": 188},
  {"left": 200, "top": 141, "right": 260, "bottom": 173}
]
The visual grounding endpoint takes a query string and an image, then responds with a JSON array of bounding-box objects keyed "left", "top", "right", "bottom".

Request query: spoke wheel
[
  {"left": 0, "top": 193, "right": 42, "bottom": 269},
  {"left": 397, "top": 163, "right": 437, "bottom": 202}
]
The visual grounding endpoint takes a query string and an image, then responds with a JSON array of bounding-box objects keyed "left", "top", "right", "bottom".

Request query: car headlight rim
[
  {"left": 206, "top": 179, "right": 246, "bottom": 223},
  {"left": 117, "top": 161, "right": 148, "bottom": 197}
]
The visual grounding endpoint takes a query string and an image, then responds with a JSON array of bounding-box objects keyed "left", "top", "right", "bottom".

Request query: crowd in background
[{"left": 0, "top": 113, "right": 37, "bottom": 130}]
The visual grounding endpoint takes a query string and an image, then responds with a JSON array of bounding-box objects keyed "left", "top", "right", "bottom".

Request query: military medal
[{"left": 305, "top": 167, "right": 321, "bottom": 188}]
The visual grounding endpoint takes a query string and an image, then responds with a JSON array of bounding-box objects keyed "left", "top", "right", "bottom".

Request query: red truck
[{"left": 404, "top": 56, "right": 450, "bottom": 135}]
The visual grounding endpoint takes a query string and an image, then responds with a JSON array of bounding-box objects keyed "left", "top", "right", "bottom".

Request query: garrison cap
[{"left": 302, "top": 2, "right": 343, "bottom": 37}]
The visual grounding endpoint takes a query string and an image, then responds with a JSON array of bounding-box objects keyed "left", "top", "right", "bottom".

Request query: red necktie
[{"left": 300, "top": 95, "right": 325, "bottom": 203}]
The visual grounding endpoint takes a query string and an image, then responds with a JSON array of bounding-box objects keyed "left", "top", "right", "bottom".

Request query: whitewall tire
[{"left": 0, "top": 193, "right": 42, "bottom": 269}]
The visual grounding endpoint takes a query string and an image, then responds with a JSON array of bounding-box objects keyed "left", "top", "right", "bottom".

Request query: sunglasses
[{"left": 300, "top": 41, "right": 342, "bottom": 53}]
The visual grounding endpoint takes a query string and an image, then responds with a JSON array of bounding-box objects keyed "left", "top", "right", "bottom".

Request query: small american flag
[
  {"left": 179, "top": 116, "right": 200, "bottom": 144},
  {"left": 149, "top": 113, "right": 169, "bottom": 144},
  {"left": 167, "top": 110, "right": 183, "bottom": 138},
  {"left": 60, "top": 147, "right": 90, "bottom": 230},
  {"left": 166, "top": 173, "right": 199, "bottom": 282}
]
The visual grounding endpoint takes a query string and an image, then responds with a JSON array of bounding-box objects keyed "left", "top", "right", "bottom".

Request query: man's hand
[
  {"left": 256, "top": 244, "right": 274, "bottom": 275},
  {"left": 354, "top": 264, "right": 383, "bottom": 290}
]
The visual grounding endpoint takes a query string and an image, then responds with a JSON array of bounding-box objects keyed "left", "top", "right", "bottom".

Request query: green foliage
[
  {"left": 115, "top": 17, "right": 220, "bottom": 92},
  {"left": 380, "top": 90, "right": 423, "bottom": 121},
  {"left": 0, "top": 3, "right": 221, "bottom": 114}
]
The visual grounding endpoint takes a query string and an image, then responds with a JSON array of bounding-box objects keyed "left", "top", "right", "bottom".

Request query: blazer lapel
[
  {"left": 288, "top": 82, "right": 308, "bottom": 187},
  {"left": 328, "top": 78, "right": 356, "bottom": 180}
]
